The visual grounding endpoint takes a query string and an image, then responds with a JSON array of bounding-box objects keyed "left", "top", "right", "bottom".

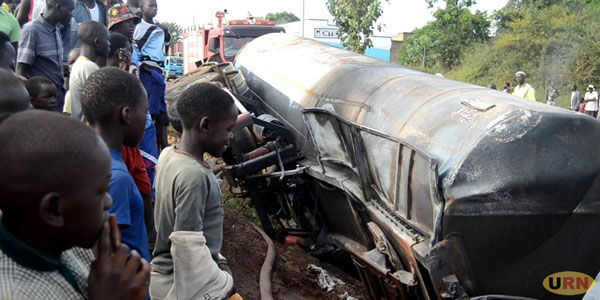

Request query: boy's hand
[
  {"left": 118, "top": 48, "right": 132, "bottom": 72},
  {"left": 88, "top": 215, "right": 150, "bottom": 300}
]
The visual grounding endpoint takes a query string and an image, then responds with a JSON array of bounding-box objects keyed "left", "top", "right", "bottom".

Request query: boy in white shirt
[{"left": 66, "top": 20, "right": 110, "bottom": 121}]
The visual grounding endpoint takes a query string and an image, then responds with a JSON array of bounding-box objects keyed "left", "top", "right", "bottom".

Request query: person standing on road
[
  {"left": 16, "top": 0, "right": 74, "bottom": 112},
  {"left": 571, "top": 84, "right": 582, "bottom": 111},
  {"left": 134, "top": 0, "right": 168, "bottom": 153},
  {"left": 512, "top": 71, "right": 536, "bottom": 101},
  {"left": 545, "top": 81, "right": 559, "bottom": 106},
  {"left": 584, "top": 85, "right": 598, "bottom": 118}
]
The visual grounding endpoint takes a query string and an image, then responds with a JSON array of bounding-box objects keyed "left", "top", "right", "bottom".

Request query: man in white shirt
[
  {"left": 583, "top": 85, "right": 598, "bottom": 118},
  {"left": 86, "top": 0, "right": 100, "bottom": 22},
  {"left": 67, "top": 20, "right": 110, "bottom": 121}
]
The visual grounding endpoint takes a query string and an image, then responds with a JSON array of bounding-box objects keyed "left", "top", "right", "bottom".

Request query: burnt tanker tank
[{"left": 229, "top": 34, "right": 600, "bottom": 299}]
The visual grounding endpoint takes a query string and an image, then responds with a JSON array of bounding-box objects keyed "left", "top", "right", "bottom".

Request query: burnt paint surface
[{"left": 233, "top": 34, "right": 600, "bottom": 298}]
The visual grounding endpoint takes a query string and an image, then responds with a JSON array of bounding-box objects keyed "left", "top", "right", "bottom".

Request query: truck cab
[
  {"left": 164, "top": 56, "right": 183, "bottom": 80},
  {"left": 205, "top": 13, "right": 285, "bottom": 63}
]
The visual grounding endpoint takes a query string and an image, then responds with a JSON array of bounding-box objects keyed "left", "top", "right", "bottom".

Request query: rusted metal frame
[
  {"left": 428, "top": 162, "right": 445, "bottom": 247},
  {"left": 395, "top": 144, "right": 404, "bottom": 212},
  {"left": 370, "top": 185, "right": 426, "bottom": 240},
  {"left": 367, "top": 222, "right": 405, "bottom": 272},
  {"left": 377, "top": 275, "right": 392, "bottom": 299},
  {"left": 354, "top": 259, "right": 380, "bottom": 300},
  {"left": 367, "top": 209, "right": 432, "bottom": 300},
  {"left": 331, "top": 234, "right": 416, "bottom": 294},
  {"left": 406, "top": 149, "right": 416, "bottom": 221}
]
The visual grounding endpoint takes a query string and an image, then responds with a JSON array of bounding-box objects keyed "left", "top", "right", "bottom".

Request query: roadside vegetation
[
  {"left": 326, "top": 0, "right": 388, "bottom": 53},
  {"left": 265, "top": 11, "right": 300, "bottom": 24},
  {"left": 398, "top": 0, "right": 600, "bottom": 108}
]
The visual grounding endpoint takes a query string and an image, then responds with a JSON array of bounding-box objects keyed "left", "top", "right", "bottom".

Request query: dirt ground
[
  {"left": 222, "top": 207, "right": 367, "bottom": 300},
  {"left": 167, "top": 129, "right": 367, "bottom": 299}
]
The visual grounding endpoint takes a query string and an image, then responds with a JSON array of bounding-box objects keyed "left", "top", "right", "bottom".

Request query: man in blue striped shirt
[{"left": 16, "top": 0, "right": 73, "bottom": 112}]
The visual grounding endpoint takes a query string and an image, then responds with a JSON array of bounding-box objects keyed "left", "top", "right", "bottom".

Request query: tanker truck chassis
[{"left": 166, "top": 34, "right": 600, "bottom": 300}]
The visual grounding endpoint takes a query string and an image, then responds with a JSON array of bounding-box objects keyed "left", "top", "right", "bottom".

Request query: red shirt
[{"left": 121, "top": 145, "right": 152, "bottom": 195}]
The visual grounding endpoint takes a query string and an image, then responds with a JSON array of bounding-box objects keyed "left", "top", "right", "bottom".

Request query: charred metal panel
[
  {"left": 302, "top": 108, "right": 443, "bottom": 244},
  {"left": 303, "top": 112, "right": 354, "bottom": 169},
  {"left": 359, "top": 130, "right": 399, "bottom": 206}
]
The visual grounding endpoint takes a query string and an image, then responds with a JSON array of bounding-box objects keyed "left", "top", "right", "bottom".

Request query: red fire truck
[{"left": 182, "top": 11, "right": 285, "bottom": 72}]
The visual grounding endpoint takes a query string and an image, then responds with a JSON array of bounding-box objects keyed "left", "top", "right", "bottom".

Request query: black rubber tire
[{"left": 230, "top": 127, "right": 258, "bottom": 163}]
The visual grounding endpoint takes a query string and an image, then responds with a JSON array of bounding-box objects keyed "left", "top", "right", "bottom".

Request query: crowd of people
[
  {"left": 490, "top": 71, "right": 600, "bottom": 118},
  {"left": 0, "top": 0, "right": 242, "bottom": 299}
]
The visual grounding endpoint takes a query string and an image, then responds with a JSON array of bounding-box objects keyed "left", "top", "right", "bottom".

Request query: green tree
[
  {"left": 399, "top": 0, "right": 490, "bottom": 69},
  {"left": 265, "top": 11, "right": 300, "bottom": 24},
  {"left": 444, "top": 1, "right": 600, "bottom": 107},
  {"left": 326, "top": 0, "right": 388, "bottom": 54},
  {"left": 161, "top": 22, "right": 184, "bottom": 45}
]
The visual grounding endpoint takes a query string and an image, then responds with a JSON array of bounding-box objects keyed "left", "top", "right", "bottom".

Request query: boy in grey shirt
[{"left": 151, "top": 83, "right": 238, "bottom": 299}]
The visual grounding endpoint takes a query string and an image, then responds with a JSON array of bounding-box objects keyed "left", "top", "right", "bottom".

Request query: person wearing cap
[
  {"left": 108, "top": 4, "right": 159, "bottom": 250},
  {"left": 107, "top": 3, "right": 140, "bottom": 76},
  {"left": 584, "top": 84, "right": 598, "bottom": 118},
  {"left": 512, "top": 71, "right": 536, "bottom": 101}
]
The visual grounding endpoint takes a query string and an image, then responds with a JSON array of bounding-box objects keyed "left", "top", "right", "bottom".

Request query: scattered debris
[
  {"left": 307, "top": 264, "right": 347, "bottom": 292},
  {"left": 338, "top": 292, "right": 360, "bottom": 300}
]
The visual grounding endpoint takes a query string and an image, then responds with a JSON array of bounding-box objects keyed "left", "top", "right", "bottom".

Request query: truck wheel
[{"left": 227, "top": 127, "right": 257, "bottom": 165}]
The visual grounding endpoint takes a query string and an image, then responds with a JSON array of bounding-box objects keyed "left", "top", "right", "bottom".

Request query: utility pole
[{"left": 302, "top": 0, "right": 305, "bottom": 37}]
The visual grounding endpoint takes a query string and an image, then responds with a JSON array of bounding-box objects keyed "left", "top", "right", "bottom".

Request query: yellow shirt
[
  {"left": 1, "top": 3, "right": 10, "bottom": 13},
  {"left": 512, "top": 83, "right": 536, "bottom": 101}
]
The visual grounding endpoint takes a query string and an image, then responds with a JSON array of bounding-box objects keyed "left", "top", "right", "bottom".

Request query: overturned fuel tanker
[{"left": 166, "top": 33, "right": 600, "bottom": 299}]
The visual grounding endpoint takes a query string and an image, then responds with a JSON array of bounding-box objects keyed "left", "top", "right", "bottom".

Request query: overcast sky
[{"left": 154, "top": 0, "right": 508, "bottom": 35}]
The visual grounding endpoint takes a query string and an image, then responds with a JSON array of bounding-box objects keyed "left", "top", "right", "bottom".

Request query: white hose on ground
[{"left": 250, "top": 223, "right": 275, "bottom": 300}]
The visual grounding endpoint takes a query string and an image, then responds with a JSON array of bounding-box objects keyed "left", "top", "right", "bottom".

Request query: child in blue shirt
[
  {"left": 133, "top": 0, "right": 169, "bottom": 153},
  {"left": 80, "top": 67, "right": 151, "bottom": 263}
]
